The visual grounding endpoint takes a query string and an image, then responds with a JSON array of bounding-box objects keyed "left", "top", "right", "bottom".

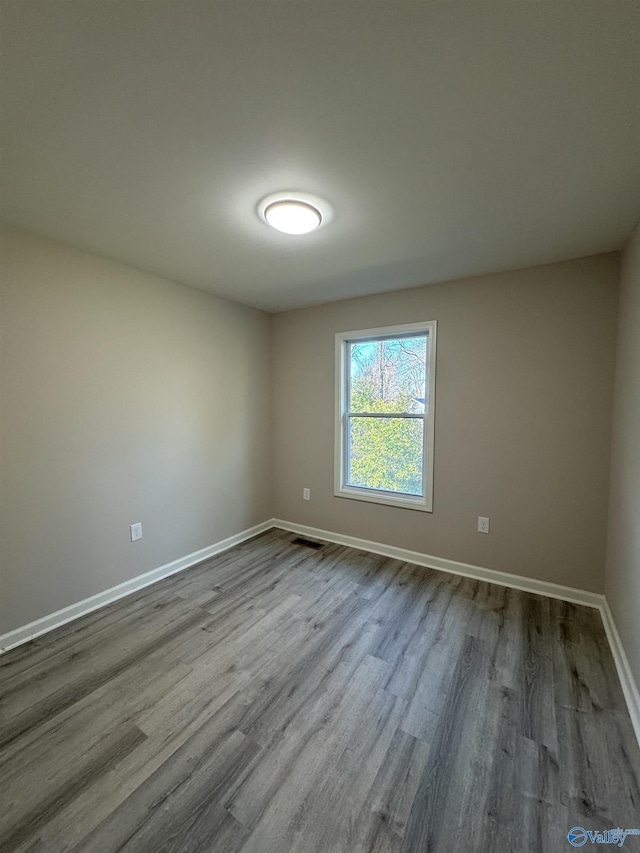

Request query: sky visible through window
[{"left": 347, "top": 334, "right": 428, "bottom": 496}]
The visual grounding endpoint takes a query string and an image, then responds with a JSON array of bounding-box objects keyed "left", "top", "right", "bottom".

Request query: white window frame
[{"left": 334, "top": 320, "right": 437, "bottom": 512}]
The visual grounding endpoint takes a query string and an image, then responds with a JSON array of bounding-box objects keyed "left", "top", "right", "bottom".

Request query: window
[{"left": 334, "top": 321, "right": 437, "bottom": 511}]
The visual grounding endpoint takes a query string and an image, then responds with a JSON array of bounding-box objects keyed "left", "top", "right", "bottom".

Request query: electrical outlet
[
  {"left": 303, "top": 488, "right": 310, "bottom": 500},
  {"left": 477, "top": 517, "right": 490, "bottom": 534},
  {"left": 130, "top": 522, "right": 143, "bottom": 542}
]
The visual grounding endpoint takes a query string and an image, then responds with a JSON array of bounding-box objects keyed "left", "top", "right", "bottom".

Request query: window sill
[{"left": 334, "top": 485, "right": 432, "bottom": 512}]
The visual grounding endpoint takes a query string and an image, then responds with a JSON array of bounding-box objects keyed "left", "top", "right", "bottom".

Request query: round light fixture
[
  {"left": 257, "top": 192, "right": 330, "bottom": 235},
  {"left": 265, "top": 200, "right": 321, "bottom": 235}
]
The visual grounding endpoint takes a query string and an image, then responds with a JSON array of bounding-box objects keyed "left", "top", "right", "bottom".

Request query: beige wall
[
  {"left": 606, "top": 222, "right": 640, "bottom": 686},
  {"left": 272, "top": 256, "right": 619, "bottom": 593},
  {"left": 0, "top": 228, "right": 272, "bottom": 634},
  {"left": 0, "top": 229, "right": 626, "bottom": 638}
]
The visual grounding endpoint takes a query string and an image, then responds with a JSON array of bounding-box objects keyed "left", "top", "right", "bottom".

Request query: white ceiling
[{"left": 1, "top": 2, "right": 638, "bottom": 312}]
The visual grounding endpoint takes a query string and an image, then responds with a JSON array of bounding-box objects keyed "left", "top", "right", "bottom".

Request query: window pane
[
  {"left": 347, "top": 416, "right": 424, "bottom": 496},
  {"left": 349, "top": 335, "right": 427, "bottom": 414}
]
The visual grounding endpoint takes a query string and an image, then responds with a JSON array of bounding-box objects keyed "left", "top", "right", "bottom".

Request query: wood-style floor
[{"left": 1, "top": 528, "right": 639, "bottom": 853}]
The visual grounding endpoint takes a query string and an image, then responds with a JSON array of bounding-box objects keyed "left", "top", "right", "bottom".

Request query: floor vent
[{"left": 292, "top": 536, "right": 324, "bottom": 550}]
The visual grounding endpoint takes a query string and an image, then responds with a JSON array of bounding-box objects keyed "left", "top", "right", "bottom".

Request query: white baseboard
[
  {"left": 3, "top": 515, "right": 639, "bottom": 750},
  {"left": 273, "top": 517, "right": 640, "bottom": 748},
  {"left": 0, "top": 520, "right": 272, "bottom": 654},
  {"left": 272, "top": 518, "right": 604, "bottom": 608},
  {"left": 599, "top": 599, "right": 640, "bottom": 746}
]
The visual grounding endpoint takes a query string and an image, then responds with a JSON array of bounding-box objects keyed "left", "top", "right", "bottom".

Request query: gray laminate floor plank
[
  {"left": 1, "top": 529, "right": 639, "bottom": 853},
  {"left": 1, "top": 724, "right": 148, "bottom": 853}
]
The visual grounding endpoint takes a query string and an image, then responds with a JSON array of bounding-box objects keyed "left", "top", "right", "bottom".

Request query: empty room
[{"left": 1, "top": 2, "right": 639, "bottom": 852}]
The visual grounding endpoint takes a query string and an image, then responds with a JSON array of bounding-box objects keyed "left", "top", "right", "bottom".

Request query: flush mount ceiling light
[
  {"left": 257, "top": 192, "right": 330, "bottom": 235},
  {"left": 265, "top": 200, "right": 321, "bottom": 235}
]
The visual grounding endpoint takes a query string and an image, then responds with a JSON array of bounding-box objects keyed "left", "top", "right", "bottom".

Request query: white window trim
[{"left": 334, "top": 320, "right": 437, "bottom": 512}]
